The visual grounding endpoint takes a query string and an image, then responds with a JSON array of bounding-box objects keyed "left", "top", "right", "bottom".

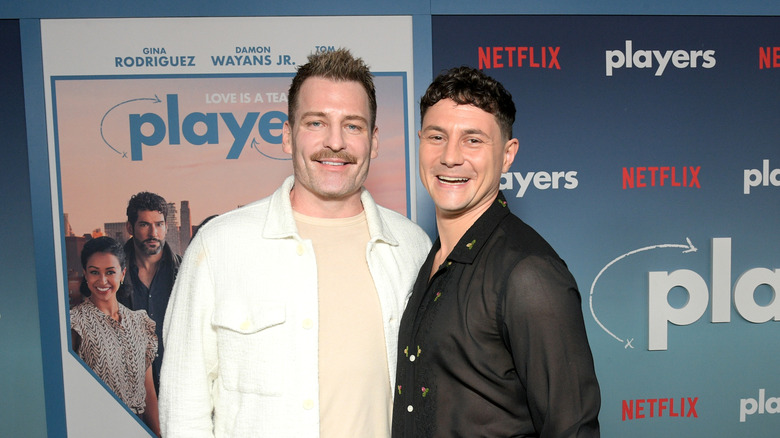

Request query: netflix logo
[
  {"left": 622, "top": 397, "right": 699, "bottom": 421},
  {"left": 478, "top": 46, "right": 561, "bottom": 70},
  {"left": 622, "top": 166, "right": 701, "bottom": 189}
]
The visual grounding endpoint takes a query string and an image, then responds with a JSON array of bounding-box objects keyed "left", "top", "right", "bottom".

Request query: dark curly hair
[
  {"left": 126, "top": 191, "right": 168, "bottom": 226},
  {"left": 79, "top": 236, "right": 132, "bottom": 298},
  {"left": 420, "top": 66, "right": 516, "bottom": 140}
]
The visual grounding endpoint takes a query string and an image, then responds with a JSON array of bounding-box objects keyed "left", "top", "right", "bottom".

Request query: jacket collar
[{"left": 263, "top": 175, "right": 399, "bottom": 246}]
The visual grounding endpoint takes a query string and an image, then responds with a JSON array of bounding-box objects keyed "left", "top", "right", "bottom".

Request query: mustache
[
  {"left": 310, "top": 150, "right": 357, "bottom": 164},
  {"left": 143, "top": 238, "right": 161, "bottom": 245}
]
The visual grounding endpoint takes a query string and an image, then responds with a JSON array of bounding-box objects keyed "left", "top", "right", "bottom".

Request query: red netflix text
[
  {"left": 622, "top": 166, "right": 701, "bottom": 189},
  {"left": 759, "top": 47, "right": 780, "bottom": 69},
  {"left": 478, "top": 46, "right": 561, "bottom": 70},
  {"left": 622, "top": 397, "right": 699, "bottom": 421}
]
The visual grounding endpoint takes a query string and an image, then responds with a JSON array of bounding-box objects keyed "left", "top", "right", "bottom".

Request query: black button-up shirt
[
  {"left": 392, "top": 193, "right": 600, "bottom": 437},
  {"left": 123, "top": 253, "right": 174, "bottom": 393}
]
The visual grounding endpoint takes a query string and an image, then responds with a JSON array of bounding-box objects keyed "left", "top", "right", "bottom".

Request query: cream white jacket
[{"left": 159, "top": 176, "right": 431, "bottom": 437}]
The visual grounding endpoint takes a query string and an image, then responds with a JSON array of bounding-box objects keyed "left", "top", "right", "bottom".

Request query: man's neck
[
  {"left": 435, "top": 202, "right": 491, "bottom": 259},
  {"left": 289, "top": 186, "right": 364, "bottom": 218},
  {"left": 134, "top": 246, "right": 163, "bottom": 271}
]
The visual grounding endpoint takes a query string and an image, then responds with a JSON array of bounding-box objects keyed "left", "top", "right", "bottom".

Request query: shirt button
[
  {"left": 296, "top": 244, "right": 305, "bottom": 256},
  {"left": 303, "top": 399, "right": 314, "bottom": 410},
  {"left": 302, "top": 318, "right": 314, "bottom": 329},
  {"left": 409, "top": 355, "right": 416, "bottom": 362},
  {"left": 240, "top": 320, "right": 252, "bottom": 331},
  {"left": 407, "top": 405, "right": 414, "bottom": 412}
]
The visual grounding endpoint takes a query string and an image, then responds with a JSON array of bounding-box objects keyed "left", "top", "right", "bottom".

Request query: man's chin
[
  {"left": 136, "top": 240, "right": 163, "bottom": 256},
  {"left": 142, "top": 247, "right": 162, "bottom": 256},
  {"left": 144, "top": 244, "right": 162, "bottom": 255}
]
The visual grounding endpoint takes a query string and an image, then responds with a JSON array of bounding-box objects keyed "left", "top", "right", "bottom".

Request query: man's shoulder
[
  {"left": 375, "top": 203, "right": 416, "bottom": 225},
  {"left": 189, "top": 195, "right": 280, "bottom": 250},
  {"left": 375, "top": 205, "right": 430, "bottom": 242},
  {"left": 205, "top": 196, "right": 274, "bottom": 229},
  {"left": 123, "top": 239, "right": 136, "bottom": 263},
  {"left": 491, "top": 213, "right": 561, "bottom": 260}
]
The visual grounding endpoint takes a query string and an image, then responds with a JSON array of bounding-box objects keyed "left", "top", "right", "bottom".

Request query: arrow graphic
[
  {"left": 251, "top": 138, "right": 291, "bottom": 160},
  {"left": 589, "top": 237, "right": 697, "bottom": 349},
  {"left": 99, "top": 95, "right": 162, "bottom": 158}
]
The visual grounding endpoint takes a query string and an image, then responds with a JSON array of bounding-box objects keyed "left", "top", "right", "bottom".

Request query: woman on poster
[{"left": 70, "top": 236, "right": 160, "bottom": 436}]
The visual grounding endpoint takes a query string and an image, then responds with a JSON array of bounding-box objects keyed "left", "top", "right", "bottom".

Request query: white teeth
[
  {"left": 438, "top": 176, "right": 468, "bottom": 183},
  {"left": 321, "top": 161, "right": 346, "bottom": 166}
]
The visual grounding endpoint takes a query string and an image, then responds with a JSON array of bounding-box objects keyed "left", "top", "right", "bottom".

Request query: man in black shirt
[
  {"left": 392, "top": 67, "right": 601, "bottom": 437},
  {"left": 120, "top": 191, "right": 181, "bottom": 395}
]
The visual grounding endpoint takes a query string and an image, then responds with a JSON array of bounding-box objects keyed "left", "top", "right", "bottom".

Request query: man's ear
[
  {"left": 370, "top": 125, "right": 379, "bottom": 159},
  {"left": 282, "top": 121, "right": 293, "bottom": 155},
  {"left": 502, "top": 138, "right": 519, "bottom": 173}
]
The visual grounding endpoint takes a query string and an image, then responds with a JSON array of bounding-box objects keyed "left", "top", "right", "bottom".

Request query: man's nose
[
  {"left": 325, "top": 125, "right": 346, "bottom": 151},
  {"left": 441, "top": 139, "right": 464, "bottom": 167}
]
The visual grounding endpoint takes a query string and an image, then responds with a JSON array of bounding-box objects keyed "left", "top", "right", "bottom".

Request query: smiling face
[
  {"left": 419, "top": 98, "right": 518, "bottom": 222},
  {"left": 84, "top": 252, "right": 125, "bottom": 305},
  {"left": 282, "top": 77, "right": 378, "bottom": 217}
]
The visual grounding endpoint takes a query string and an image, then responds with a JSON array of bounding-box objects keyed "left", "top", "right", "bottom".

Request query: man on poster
[
  {"left": 392, "top": 67, "right": 601, "bottom": 437},
  {"left": 159, "top": 49, "right": 431, "bottom": 437},
  {"left": 120, "top": 191, "right": 181, "bottom": 395}
]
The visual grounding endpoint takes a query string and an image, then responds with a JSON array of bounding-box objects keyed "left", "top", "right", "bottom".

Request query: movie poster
[{"left": 41, "top": 16, "right": 414, "bottom": 436}]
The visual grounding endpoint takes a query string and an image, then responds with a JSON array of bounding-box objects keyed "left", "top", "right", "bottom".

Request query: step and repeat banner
[
  {"left": 40, "top": 17, "right": 416, "bottom": 437},
  {"left": 37, "top": 14, "right": 778, "bottom": 437},
  {"left": 430, "top": 15, "right": 779, "bottom": 437}
]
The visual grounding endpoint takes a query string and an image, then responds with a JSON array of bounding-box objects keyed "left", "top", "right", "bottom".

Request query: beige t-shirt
[{"left": 295, "top": 210, "right": 392, "bottom": 437}]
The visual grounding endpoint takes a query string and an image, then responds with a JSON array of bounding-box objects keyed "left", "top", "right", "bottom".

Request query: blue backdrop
[
  {"left": 2, "top": 2, "right": 779, "bottom": 437},
  {"left": 431, "top": 15, "right": 780, "bottom": 436}
]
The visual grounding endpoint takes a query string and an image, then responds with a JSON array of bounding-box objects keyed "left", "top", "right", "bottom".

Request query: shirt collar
[
  {"left": 445, "top": 192, "right": 511, "bottom": 265},
  {"left": 264, "top": 175, "right": 399, "bottom": 246}
]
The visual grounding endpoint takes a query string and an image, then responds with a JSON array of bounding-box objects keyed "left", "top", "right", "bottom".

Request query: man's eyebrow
[
  {"left": 300, "top": 112, "right": 368, "bottom": 124},
  {"left": 344, "top": 115, "right": 369, "bottom": 124},
  {"left": 421, "top": 125, "right": 488, "bottom": 137},
  {"left": 462, "top": 128, "right": 488, "bottom": 136},
  {"left": 421, "top": 124, "right": 446, "bottom": 133},
  {"left": 300, "top": 111, "right": 327, "bottom": 119}
]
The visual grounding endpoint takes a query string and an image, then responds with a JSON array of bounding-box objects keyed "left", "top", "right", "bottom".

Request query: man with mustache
[
  {"left": 159, "top": 48, "right": 431, "bottom": 437},
  {"left": 120, "top": 191, "right": 182, "bottom": 396}
]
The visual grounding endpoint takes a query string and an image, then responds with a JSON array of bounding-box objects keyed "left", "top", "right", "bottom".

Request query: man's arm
[
  {"left": 159, "top": 236, "right": 219, "bottom": 437},
  {"left": 503, "top": 255, "right": 601, "bottom": 437}
]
